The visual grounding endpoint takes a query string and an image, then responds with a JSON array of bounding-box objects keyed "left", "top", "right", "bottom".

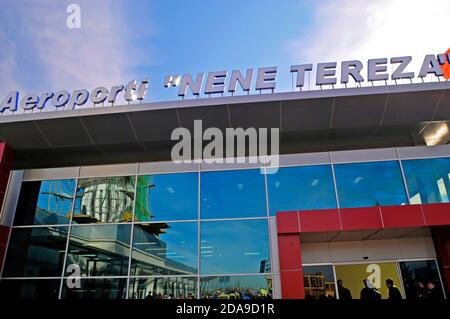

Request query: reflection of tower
[
  {"left": 135, "top": 176, "right": 155, "bottom": 221},
  {"left": 75, "top": 177, "right": 135, "bottom": 223}
]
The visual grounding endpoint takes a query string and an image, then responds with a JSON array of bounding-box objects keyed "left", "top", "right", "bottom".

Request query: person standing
[
  {"left": 415, "top": 280, "right": 428, "bottom": 300},
  {"left": 360, "top": 279, "right": 382, "bottom": 300},
  {"left": 337, "top": 279, "right": 352, "bottom": 300},
  {"left": 386, "top": 279, "right": 402, "bottom": 300},
  {"left": 426, "top": 281, "right": 444, "bottom": 301}
]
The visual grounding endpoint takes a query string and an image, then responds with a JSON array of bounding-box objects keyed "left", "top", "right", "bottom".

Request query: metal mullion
[
  {"left": 396, "top": 147, "right": 411, "bottom": 204},
  {"left": 58, "top": 167, "right": 80, "bottom": 299},
  {"left": 197, "top": 170, "right": 201, "bottom": 299},
  {"left": 125, "top": 167, "right": 139, "bottom": 299}
]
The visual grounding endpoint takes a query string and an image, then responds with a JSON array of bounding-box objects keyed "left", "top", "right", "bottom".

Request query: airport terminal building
[{"left": 0, "top": 80, "right": 450, "bottom": 300}]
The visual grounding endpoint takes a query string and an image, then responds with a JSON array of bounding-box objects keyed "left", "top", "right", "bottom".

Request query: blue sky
[{"left": 0, "top": 0, "right": 448, "bottom": 104}]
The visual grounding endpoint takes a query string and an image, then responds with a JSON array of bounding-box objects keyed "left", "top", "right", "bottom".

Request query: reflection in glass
[
  {"left": 14, "top": 179, "right": 76, "bottom": 225},
  {"left": 131, "top": 222, "right": 198, "bottom": 276},
  {"left": 200, "top": 169, "right": 266, "bottom": 219},
  {"left": 2, "top": 226, "right": 68, "bottom": 277},
  {"left": 134, "top": 173, "right": 198, "bottom": 222},
  {"left": 61, "top": 278, "right": 127, "bottom": 299},
  {"left": 334, "top": 161, "right": 407, "bottom": 208},
  {"left": 129, "top": 277, "right": 197, "bottom": 299},
  {"left": 65, "top": 224, "right": 131, "bottom": 277},
  {"left": 200, "top": 275, "right": 272, "bottom": 299},
  {"left": 200, "top": 219, "right": 270, "bottom": 275},
  {"left": 0, "top": 279, "right": 60, "bottom": 300},
  {"left": 402, "top": 158, "right": 450, "bottom": 204},
  {"left": 399, "top": 260, "right": 443, "bottom": 300},
  {"left": 303, "top": 265, "right": 336, "bottom": 300},
  {"left": 267, "top": 165, "right": 336, "bottom": 215},
  {"left": 73, "top": 176, "right": 135, "bottom": 224}
]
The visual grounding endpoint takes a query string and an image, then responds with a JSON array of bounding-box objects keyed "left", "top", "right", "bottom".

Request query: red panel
[
  {"left": 280, "top": 270, "right": 304, "bottom": 299},
  {"left": 277, "top": 234, "right": 302, "bottom": 271},
  {"left": 299, "top": 209, "right": 341, "bottom": 233},
  {"left": 0, "top": 225, "right": 10, "bottom": 245},
  {"left": 340, "top": 207, "right": 383, "bottom": 231},
  {"left": 422, "top": 203, "right": 450, "bottom": 226},
  {"left": 0, "top": 143, "right": 13, "bottom": 165},
  {"left": 380, "top": 204, "right": 425, "bottom": 229},
  {"left": 0, "top": 161, "right": 11, "bottom": 193},
  {"left": 276, "top": 211, "right": 300, "bottom": 234}
]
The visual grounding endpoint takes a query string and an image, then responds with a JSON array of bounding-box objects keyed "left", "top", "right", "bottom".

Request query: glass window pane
[
  {"left": 134, "top": 173, "right": 198, "bottom": 222},
  {"left": 399, "top": 260, "right": 444, "bottom": 300},
  {"left": 14, "top": 179, "right": 76, "bottom": 225},
  {"left": 303, "top": 265, "right": 336, "bottom": 300},
  {"left": 200, "top": 275, "right": 272, "bottom": 299},
  {"left": 61, "top": 278, "right": 127, "bottom": 299},
  {"left": 0, "top": 279, "right": 60, "bottom": 300},
  {"left": 73, "top": 176, "right": 135, "bottom": 224},
  {"left": 2, "top": 226, "right": 68, "bottom": 277},
  {"left": 334, "top": 262, "right": 404, "bottom": 300},
  {"left": 128, "top": 277, "right": 197, "bottom": 299},
  {"left": 200, "top": 219, "right": 270, "bottom": 275},
  {"left": 402, "top": 158, "right": 450, "bottom": 204},
  {"left": 267, "top": 165, "right": 336, "bottom": 215},
  {"left": 65, "top": 224, "right": 131, "bottom": 277},
  {"left": 131, "top": 222, "right": 198, "bottom": 276},
  {"left": 334, "top": 161, "right": 407, "bottom": 208},
  {"left": 200, "top": 169, "right": 266, "bottom": 219}
]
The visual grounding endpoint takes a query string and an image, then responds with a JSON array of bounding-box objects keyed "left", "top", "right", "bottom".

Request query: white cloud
[
  {"left": 0, "top": 0, "right": 157, "bottom": 100},
  {"left": 287, "top": 0, "right": 450, "bottom": 80}
]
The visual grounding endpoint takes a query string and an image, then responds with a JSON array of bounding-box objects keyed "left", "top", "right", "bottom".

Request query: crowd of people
[{"left": 336, "top": 278, "right": 444, "bottom": 301}]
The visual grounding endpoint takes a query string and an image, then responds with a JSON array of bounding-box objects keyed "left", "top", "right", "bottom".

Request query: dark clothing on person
[
  {"left": 338, "top": 284, "right": 352, "bottom": 300},
  {"left": 360, "top": 287, "right": 382, "bottom": 300},
  {"left": 415, "top": 287, "right": 428, "bottom": 300},
  {"left": 388, "top": 286, "right": 402, "bottom": 300},
  {"left": 427, "top": 286, "right": 444, "bottom": 301}
]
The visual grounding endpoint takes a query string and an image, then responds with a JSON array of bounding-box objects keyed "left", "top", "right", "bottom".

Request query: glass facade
[
  {"left": 267, "top": 165, "right": 337, "bottom": 215},
  {"left": 402, "top": 158, "right": 450, "bottom": 204},
  {"left": 131, "top": 222, "right": 198, "bottom": 276},
  {"left": 200, "top": 169, "right": 266, "bottom": 219},
  {"left": 200, "top": 219, "right": 270, "bottom": 275},
  {"left": 14, "top": 179, "right": 76, "bottom": 226},
  {"left": 1, "top": 155, "right": 449, "bottom": 299},
  {"left": 134, "top": 173, "right": 198, "bottom": 222},
  {"left": 303, "top": 265, "right": 336, "bottom": 300},
  {"left": 334, "top": 161, "right": 408, "bottom": 208},
  {"left": 73, "top": 176, "right": 135, "bottom": 224}
]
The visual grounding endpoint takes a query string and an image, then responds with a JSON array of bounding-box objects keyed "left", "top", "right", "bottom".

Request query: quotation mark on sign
[{"left": 66, "top": 4, "right": 81, "bottom": 29}]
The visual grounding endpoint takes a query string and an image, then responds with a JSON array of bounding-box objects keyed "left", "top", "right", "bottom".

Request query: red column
[
  {"left": 277, "top": 212, "right": 304, "bottom": 299},
  {"left": 430, "top": 225, "right": 450, "bottom": 295},
  {"left": 0, "top": 143, "right": 13, "bottom": 273}
]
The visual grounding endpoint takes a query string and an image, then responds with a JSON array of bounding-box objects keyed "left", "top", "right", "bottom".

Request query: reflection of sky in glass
[
  {"left": 200, "top": 219, "right": 270, "bottom": 275},
  {"left": 135, "top": 173, "right": 198, "bottom": 222},
  {"left": 201, "top": 169, "right": 267, "bottom": 219},
  {"left": 35, "top": 179, "right": 75, "bottom": 224},
  {"left": 334, "top": 161, "right": 407, "bottom": 208},
  {"left": 402, "top": 158, "right": 450, "bottom": 204},
  {"left": 132, "top": 222, "right": 198, "bottom": 273},
  {"left": 268, "top": 165, "right": 336, "bottom": 215}
]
